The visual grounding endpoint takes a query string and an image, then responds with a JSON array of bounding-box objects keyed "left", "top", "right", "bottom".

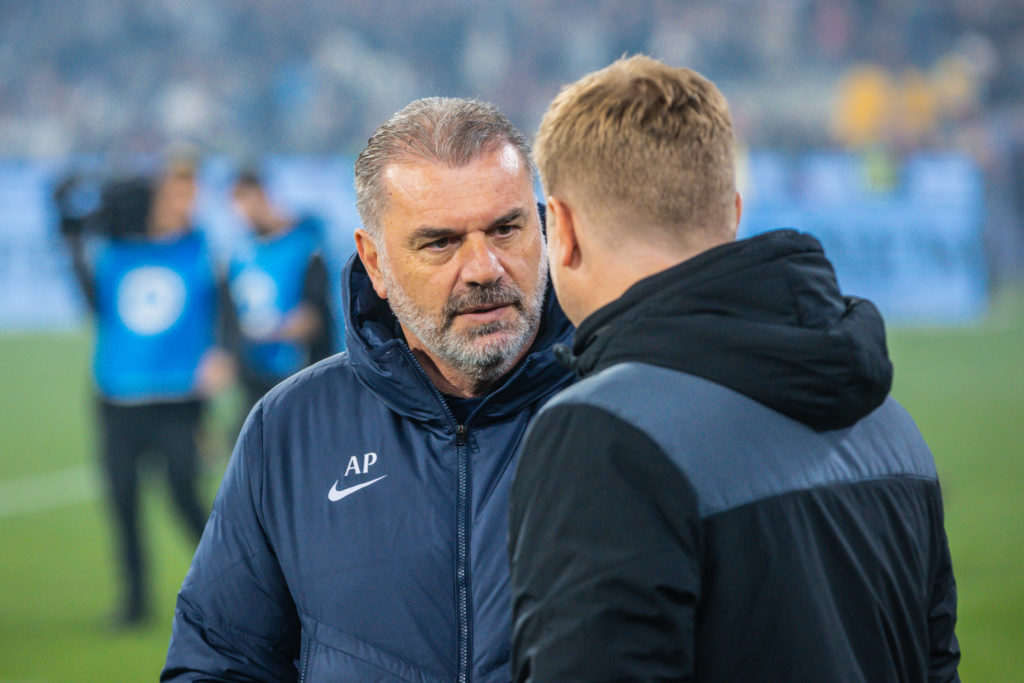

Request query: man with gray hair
[{"left": 162, "top": 97, "right": 573, "bottom": 682}]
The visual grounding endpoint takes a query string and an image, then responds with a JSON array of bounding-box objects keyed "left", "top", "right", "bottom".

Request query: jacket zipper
[
  {"left": 455, "top": 422, "right": 470, "bottom": 683},
  {"left": 453, "top": 358, "right": 535, "bottom": 683},
  {"left": 399, "top": 345, "right": 536, "bottom": 683},
  {"left": 297, "top": 638, "right": 312, "bottom": 683},
  {"left": 398, "top": 346, "right": 471, "bottom": 682}
]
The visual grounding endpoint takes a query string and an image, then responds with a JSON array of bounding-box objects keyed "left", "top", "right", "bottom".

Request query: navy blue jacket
[
  {"left": 163, "top": 255, "right": 573, "bottom": 682},
  {"left": 511, "top": 230, "right": 959, "bottom": 681}
]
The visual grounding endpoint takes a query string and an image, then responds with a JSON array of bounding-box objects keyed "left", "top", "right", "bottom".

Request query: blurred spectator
[
  {"left": 831, "top": 64, "right": 941, "bottom": 152},
  {"left": 831, "top": 64, "right": 896, "bottom": 148},
  {"left": 224, "top": 170, "right": 335, "bottom": 416},
  {"left": 59, "top": 159, "right": 230, "bottom": 626}
]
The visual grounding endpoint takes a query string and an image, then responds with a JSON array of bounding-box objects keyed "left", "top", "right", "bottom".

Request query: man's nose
[{"left": 459, "top": 234, "right": 505, "bottom": 286}]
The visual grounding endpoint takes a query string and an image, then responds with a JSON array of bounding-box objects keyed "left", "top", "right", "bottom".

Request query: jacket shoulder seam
[{"left": 701, "top": 472, "right": 941, "bottom": 519}]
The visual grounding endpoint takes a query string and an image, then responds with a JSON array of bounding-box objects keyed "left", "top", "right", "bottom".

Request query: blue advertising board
[
  {"left": 0, "top": 161, "right": 83, "bottom": 330},
  {"left": 740, "top": 151, "right": 987, "bottom": 324},
  {"left": 0, "top": 152, "right": 989, "bottom": 333}
]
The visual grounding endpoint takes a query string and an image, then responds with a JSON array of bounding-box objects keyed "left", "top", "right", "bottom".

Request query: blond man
[{"left": 509, "top": 56, "right": 959, "bottom": 681}]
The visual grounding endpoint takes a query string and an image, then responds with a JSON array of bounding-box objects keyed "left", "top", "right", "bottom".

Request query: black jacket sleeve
[
  {"left": 927, "top": 486, "right": 961, "bottom": 682},
  {"left": 510, "top": 403, "right": 703, "bottom": 682},
  {"left": 162, "top": 403, "right": 301, "bottom": 682},
  {"left": 302, "top": 251, "right": 335, "bottom": 360}
]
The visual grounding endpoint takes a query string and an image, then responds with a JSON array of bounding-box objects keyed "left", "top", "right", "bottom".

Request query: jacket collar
[
  {"left": 566, "top": 229, "right": 893, "bottom": 431},
  {"left": 342, "top": 254, "right": 574, "bottom": 425}
]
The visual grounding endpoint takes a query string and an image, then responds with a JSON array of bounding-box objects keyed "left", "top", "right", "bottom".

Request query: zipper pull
[{"left": 455, "top": 424, "right": 467, "bottom": 445}]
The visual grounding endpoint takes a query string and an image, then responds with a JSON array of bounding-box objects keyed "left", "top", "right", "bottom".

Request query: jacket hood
[
  {"left": 342, "top": 253, "right": 574, "bottom": 425},
  {"left": 567, "top": 229, "right": 893, "bottom": 431}
]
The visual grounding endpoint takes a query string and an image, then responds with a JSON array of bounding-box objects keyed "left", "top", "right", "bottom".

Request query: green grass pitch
[{"left": 1, "top": 303, "right": 1022, "bottom": 681}]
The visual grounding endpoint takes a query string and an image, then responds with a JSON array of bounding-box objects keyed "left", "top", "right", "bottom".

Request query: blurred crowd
[
  {"left": 0, "top": 0, "right": 1019, "bottom": 155},
  {"left": 1, "top": 0, "right": 1023, "bottom": 279}
]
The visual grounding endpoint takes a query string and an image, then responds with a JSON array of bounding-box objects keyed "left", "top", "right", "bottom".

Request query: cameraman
[{"left": 60, "top": 160, "right": 232, "bottom": 626}]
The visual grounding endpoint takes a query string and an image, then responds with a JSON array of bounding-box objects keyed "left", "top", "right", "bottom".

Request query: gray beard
[{"left": 380, "top": 249, "right": 548, "bottom": 385}]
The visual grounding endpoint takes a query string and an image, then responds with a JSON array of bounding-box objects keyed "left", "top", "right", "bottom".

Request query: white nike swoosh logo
[{"left": 327, "top": 475, "right": 388, "bottom": 502}]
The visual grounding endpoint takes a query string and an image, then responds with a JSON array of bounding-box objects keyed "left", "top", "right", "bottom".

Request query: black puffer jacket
[{"left": 510, "top": 230, "right": 959, "bottom": 682}]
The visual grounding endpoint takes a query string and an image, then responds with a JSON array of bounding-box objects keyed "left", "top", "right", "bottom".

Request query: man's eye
[
  {"left": 493, "top": 225, "right": 516, "bottom": 237},
  {"left": 426, "top": 237, "right": 451, "bottom": 249}
]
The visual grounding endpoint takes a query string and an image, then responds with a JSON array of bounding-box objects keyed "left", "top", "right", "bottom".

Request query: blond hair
[{"left": 535, "top": 55, "right": 736, "bottom": 246}]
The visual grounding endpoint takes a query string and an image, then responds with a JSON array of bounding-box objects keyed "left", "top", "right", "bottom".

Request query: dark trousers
[{"left": 99, "top": 399, "right": 209, "bottom": 616}]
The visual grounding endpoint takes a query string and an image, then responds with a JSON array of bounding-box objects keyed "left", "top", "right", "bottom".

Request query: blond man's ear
[
  {"left": 734, "top": 191, "right": 743, "bottom": 235},
  {"left": 545, "top": 196, "right": 581, "bottom": 271}
]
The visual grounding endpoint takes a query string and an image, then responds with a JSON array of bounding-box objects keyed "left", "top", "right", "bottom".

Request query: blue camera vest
[
  {"left": 227, "top": 216, "right": 322, "bottom": 381},
  {"left": 92, "top": 230, "right": 217, "bottom": 403}
]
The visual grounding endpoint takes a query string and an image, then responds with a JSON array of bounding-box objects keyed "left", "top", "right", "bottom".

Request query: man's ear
[
  {"left": 354, "top": 229, "right": 389, "bottom": 300},
  {"left": 546, "top": 196, "right": 581, "bottom": 270},
  {"left": 733, "top": 191, "right": 743, "bottom": 235}
]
